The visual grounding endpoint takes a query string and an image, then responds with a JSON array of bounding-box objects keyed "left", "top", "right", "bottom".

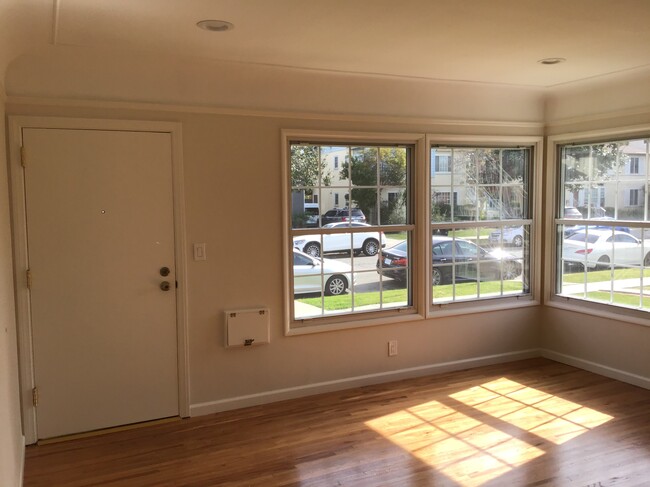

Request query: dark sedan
[{"left": 377, "top": 237, "right": 522, "bottom": 285}]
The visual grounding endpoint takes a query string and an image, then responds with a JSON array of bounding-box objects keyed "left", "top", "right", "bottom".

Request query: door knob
[
  {"left": 160, "top": 267, "right": 171, "bottom": 277},
  {"left": 160, "top": 281, "right": 171, "bottom": 291}
]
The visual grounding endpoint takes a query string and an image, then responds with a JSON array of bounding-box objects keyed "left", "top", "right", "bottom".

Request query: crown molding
[
  {"left": 5, "top": 95, "right": 545, "bottom": 131},
  {"left": 546, "top": 105, "right": 650, "bottom": 130}
]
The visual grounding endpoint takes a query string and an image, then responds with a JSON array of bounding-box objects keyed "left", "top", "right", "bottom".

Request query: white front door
[{"left": 23, "top": 128, "right": 179, "bottom": 439}]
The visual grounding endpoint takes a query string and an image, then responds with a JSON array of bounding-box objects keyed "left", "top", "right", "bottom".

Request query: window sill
[
  {"left": 286, "top": 310, "right": 424, "bottom": 336},
  {"left": 547, "top": 298, "right": 650, "bottom": 328},
  {"left": 429, "top": 295, "right": 539, "bottom": 319},
  {"left": 286, "top": 296, "right": 540, "bottom": 336}
]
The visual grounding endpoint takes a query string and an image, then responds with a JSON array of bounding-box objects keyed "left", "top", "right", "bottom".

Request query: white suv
[{"left": 293, "top": 222, "right": 386, "bottom": 257}]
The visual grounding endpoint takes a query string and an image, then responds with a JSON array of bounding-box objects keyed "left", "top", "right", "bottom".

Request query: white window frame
[
  {"left": 426, "top": 134, "right": 543, "bottom": 318},
  {"left": 545, "top": 124, "right": 650, "bottom": 328},
  {"left": 282, "top": 130, "right": 426, "bottom": 335}
]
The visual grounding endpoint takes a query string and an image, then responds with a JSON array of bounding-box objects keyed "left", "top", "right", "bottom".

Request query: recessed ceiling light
[
  {"left": 197, "top": 20, "right": 234, "bottom": 32},
  {"left": 538, "top": 57, "right": 566, "bottom": 65}
]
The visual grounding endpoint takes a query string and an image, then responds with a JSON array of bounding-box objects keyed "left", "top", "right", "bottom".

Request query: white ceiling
[{"left": 48, "top": 0, "right": 650, "bottom": 88}]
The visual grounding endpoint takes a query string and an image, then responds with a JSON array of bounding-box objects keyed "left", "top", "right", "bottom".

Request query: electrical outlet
[{"left": 388, "top": 340, "right": 398, "bottom": 357}]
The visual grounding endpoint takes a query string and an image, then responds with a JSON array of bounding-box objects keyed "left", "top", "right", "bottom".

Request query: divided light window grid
[
  {"left": 430, "top": 146, "right": 532, "bottom": 305},
  {"left": 557, "top": 138, "right": 650, "bottom": 312},
  {"left": 289, "top": 143, "right": 414, "bottom": 324}
]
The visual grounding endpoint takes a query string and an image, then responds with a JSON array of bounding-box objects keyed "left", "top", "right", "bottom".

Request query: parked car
[
  {"left": 563, "top": 218, "right": 631, "bottom": 238},
  {"left": 304, "top": 203, "right": 320, "bottom": 228},
  {"left": 376, "top": 240, "right": 409, "bottom": 282},
  {"left": 563, "top": 229, "right": 650, "bottom": 269},
  {"left": 293, "top": 249, "right": 354, "bottom": 296},
  {"left": 489, "top": 225, "right": 524, "bottom": 247},
  {"left": 377, "top": 237, "right": 522, "bottom": 285},
  {"left": 432, "top": 237, "right": 522, "bottom": 284},
  {"left": 321, "top": 207, "right": 366, "bottom": 225},
  {"left": 293, "top": 222, "right": 386, "bottom": 257}
]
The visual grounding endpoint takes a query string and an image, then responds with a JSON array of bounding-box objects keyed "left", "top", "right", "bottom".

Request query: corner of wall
[{"left": 0, "top": 83, "right": 25, "bottom": 487}]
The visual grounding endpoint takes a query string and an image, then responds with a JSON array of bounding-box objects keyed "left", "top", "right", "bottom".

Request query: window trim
[
  {"left": 282, "top": 130, "right": 426, "bottom": 335},
  {"left": 426, "top": 134, "right": 543, "bottom": 318},
  {"left": 545, "top": 124, "right": 650, "bottom": 328}
]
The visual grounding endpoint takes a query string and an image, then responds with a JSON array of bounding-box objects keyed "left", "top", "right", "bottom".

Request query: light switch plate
[{"left": 193, "top": 243, "right": 206, "bottom": 261}]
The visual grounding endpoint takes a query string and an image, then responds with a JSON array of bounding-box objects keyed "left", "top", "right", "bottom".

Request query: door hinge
[
  {"left": 26, "top": 269, "right": 32, "bottom": 290},
  {"left": 20, "top": 146, "right": 26, "bottom": 168},
  {"left": 32, "top": 387, "right": 39, "bottom": 407}
]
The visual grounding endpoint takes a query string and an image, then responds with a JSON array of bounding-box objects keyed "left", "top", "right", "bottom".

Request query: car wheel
[
  {"left": 304, "top": 242, "right": 321, "bottom": 257},
  {"left": 325, "top": 275, "right": 347, "bottom": 296},
  {"left": 502, "top": 261, "right": 519, "bottom": 280},
  {"left": 513, "top": 235, "right": 523, "bottom": 248},
  {"left": 432, "top": 267, "right": 442, "bottom": 286},
  {"left": 597, "top": 255, "right": 610, "bottom": 270},
  {"left": 362, "top": 239, "right": 379, "bottom": 256},
  {"left": 644, "top": 253, "right": 650, "bottom": 267}
]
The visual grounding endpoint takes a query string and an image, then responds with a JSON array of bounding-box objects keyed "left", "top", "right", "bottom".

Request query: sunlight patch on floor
[
  {"left": 451, "top": 377, "right": 613, "bottom": 445},
  {"left": 365, "top": 377, "right": 614, "bottom": 486},
  {"left": 366, "top": 401, "right": 544, "bottom": 486}
]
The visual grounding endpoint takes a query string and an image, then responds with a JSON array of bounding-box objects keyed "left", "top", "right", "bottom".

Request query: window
[
  {"left": 288, "top": 141, "right": 414, "bottom": 329},
  {"left": 433, "top": 154, "right": 451, "bottom": 173},
  {"left": 430, "top": 145, "right": 532, "bottom": 305},
  {"left": 555, "top": 136, "right": 650, "bottom": 316}
]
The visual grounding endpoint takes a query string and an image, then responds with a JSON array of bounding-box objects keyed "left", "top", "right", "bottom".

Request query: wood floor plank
[{"left": 23, "top": 358, "right": 650, "bottom": 486}]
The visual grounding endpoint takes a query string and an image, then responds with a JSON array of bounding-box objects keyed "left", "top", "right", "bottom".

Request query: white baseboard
[
  {"left": 541, "top": 349, "right": 650, "bottom": 390},
  {"left": 190, "top": 349, "right": 541, "bottom": 417}
]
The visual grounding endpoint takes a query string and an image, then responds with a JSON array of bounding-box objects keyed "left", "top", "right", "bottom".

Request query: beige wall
[
  {"left": 0, "top": 84, "right": 23, "bottom": 487},
  {"left": 5, "top": 100, "right": 542, "bottom": 413},
  {"left": 541, "top": 307, "right": 650, "bottom": 379},
  {"left": 542, "top": 72, "right": 650, "bottom": 382}
]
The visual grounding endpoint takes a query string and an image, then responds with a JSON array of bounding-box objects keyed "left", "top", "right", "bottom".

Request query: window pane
[
  {"left": 477, "top": 149, "right": 501, "bottom": 184},
  {"left": 350, "top": 147, "right": 378, "bottom": 186},
  {"left": 430, "top": 145, "right": 532, "bottom": 306},
  {"left": 290, "top": 141, "right": 414, "bottom": 325},
  {"left": 351, "top": 188, "right": 378, "bottom": 225},
  {"left": 380, "top": 188, "right": 407, "bottom": 225},
  {"left": 291, "top": 145, "right": 320, "bottom": 188},
  {"left": 380, "top": 147, "right": 407, "bottom": 186},
  {"left": 557, "top": 138, "right": 650, "bottom": 312}
]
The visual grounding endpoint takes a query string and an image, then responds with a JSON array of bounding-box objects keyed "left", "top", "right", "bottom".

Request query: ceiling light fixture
[
  {"left": 197, "top": 20, "right": 234, "bottom": 32},
  {"left": 538, "top": 57, "right": 566, "bottom": 65}
]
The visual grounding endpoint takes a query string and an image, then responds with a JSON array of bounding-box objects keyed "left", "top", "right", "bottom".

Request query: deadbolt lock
[
  {"left": 160, "top": 281, "right": 171, "bottom": 291},
  {"left": 160, "top": 266, "right": 171, "bottom": 277}
]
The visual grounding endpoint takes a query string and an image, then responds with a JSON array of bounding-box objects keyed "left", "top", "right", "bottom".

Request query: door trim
[{"left": 8, "top": 116, "right": 190, "bottom": 444}]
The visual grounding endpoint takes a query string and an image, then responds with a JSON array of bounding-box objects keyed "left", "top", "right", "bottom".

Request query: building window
[
  {"left": 289, "top": 141, "right": 414, "bottom": 328},
  {"left": 433, "top": 154, "right": 451, "bottom": 173},
  {"left": 430, "top": 146, "right": 532, "bottom": 305},
  {"left": 556, "top": 137, "right": 650, "bottom": 314},
  {"left": 628, "top": 188, "right": 640, "bottom": 207},
  {"left": 334, "top": 156, "right": 339, "bottom": 169}
]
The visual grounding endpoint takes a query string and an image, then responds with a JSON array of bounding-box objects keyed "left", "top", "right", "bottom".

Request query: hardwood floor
[{"left": 24, "top": 358, "right": 650, "bottom": 486}]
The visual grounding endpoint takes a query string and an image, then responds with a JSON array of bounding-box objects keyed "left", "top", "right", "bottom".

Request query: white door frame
[{"left": 8, "top": 116, "right": 190, "bottom": 444}]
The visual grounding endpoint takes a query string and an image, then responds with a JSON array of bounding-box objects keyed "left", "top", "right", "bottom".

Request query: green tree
[
  {"left": 290, "top": 145, "right": 331, "bottom": 191},
  {"left": 340, "top": 147, "right": 407, "bottom": 224}
]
